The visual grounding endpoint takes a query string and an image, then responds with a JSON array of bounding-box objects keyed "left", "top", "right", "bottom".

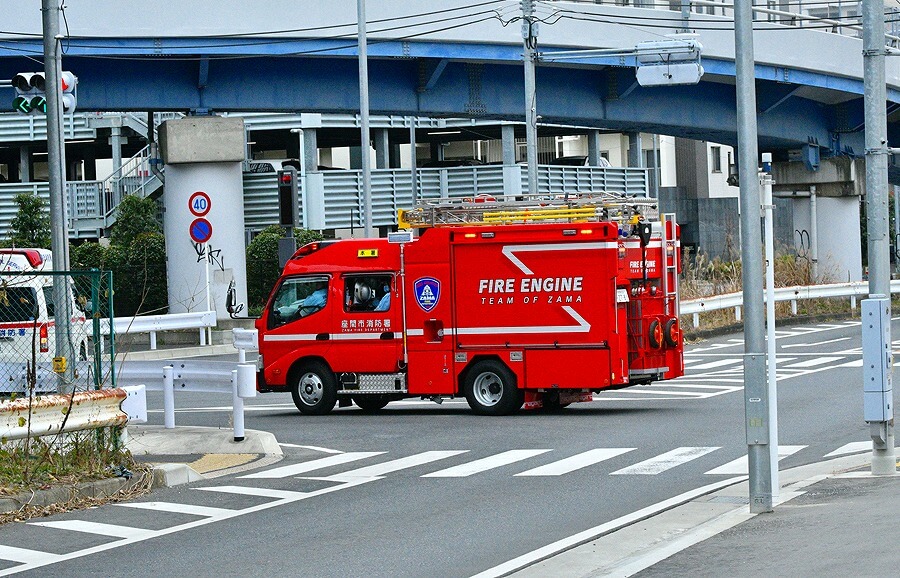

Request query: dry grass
[{"left": 679, "top": 244, "right": 855, "bottom": 334}]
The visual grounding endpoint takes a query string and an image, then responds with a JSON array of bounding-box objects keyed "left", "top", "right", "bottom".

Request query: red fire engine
[{"left": 254, "top": 193, "right": 683, "bottom": 415}]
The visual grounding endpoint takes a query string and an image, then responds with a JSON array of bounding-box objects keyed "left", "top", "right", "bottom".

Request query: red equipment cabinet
[{"left": 255, "top": 194, "right": 683, "bottom": 415}]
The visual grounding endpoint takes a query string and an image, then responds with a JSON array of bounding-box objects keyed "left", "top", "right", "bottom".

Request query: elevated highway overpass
[{"left": 0, "top": 0, "right": 897, "bottom": 162}]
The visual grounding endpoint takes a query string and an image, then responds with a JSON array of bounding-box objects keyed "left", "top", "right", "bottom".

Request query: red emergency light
[{"left": 0, "top": 248, "right": 44, "bottom": 268}]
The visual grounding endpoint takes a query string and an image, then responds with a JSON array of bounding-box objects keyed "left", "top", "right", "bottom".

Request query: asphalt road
[{"left": 0, "top": 319, "right": 882, "bottom": 577}]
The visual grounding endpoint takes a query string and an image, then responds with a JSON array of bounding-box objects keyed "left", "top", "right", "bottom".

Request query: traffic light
[
  {"left": 277, "top": 167, "right": 299, "bottom": 227},
  {"left": 11, "top": 71, "right": 78, "bottom": 114}
]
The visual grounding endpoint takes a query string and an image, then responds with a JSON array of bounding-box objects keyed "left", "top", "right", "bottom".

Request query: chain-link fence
[{"left": 0, "top": 269, "right": 114, "bottom": 395}]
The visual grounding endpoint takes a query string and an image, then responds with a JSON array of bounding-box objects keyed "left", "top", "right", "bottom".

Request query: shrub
[{"left": 246, "top": 226, "right": 324, "bottom": 309}]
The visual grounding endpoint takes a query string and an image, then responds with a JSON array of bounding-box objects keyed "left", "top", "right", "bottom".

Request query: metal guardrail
[
  {"left": 680, "top": 280, "right": 898, "bottom": 328},
  {"left": 113, "top": 359, "right": 256, "bottom": 442},
  {"left": 0, "top": 386, "right": 146, "bottom": 441},
  {"left": 101, "top": 310, "right": 217, "bottom": 350}
]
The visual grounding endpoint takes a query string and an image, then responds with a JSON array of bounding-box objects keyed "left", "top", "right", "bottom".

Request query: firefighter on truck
[{"left": 248, "top": 193, "right": 684, "bottom": 416}]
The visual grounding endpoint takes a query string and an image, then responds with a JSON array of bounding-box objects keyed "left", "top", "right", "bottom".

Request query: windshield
[{"left": 269, "top": 276, "right": 329, "bottom": 329}]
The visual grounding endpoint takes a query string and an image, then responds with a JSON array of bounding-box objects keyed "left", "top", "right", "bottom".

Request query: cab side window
[
  {"left": 344, "top": 275, "right": 392, "bottom": 313},
  {"left": 269, "top": 276, "right": 329, "bottom": 329}
]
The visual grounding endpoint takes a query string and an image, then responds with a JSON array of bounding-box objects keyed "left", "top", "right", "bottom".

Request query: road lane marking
[
  {"left": 471, "top": 476, "right": 747, "bottom": 578},
  {"left": 782, "top": 357, "right": 842, "bottom": 368},
  {"left": 781, "top": 337, "right": 850, "bottom": 348},
  {"left": 277, "top": 443, "right": 344, "bottom": 454},
  {"left": 704, "top": 445, "right": 806, "bottom": 475},
  {"left": 823, "top": 442, "right": 870, "bottom": 457},
  {"left": 195, "top": 486, "right": 308, "bottom": 499},
  {"left": 240, "top": 452, "right": 384, "bottom": 479},
  {"left": 837, "top": 359, "right": 864, "bottom": 368},
  {"left": 319, "top": 451, "right": 468, "bottom": 482},
  {"left": 115, "top": 501, "right": 237, "bottom": 518},
  {"left": 610, "top": 447, "right": 719, "bottom": 475},
  {"left": 688, "top": 359, "right": 742, "bottom": 370},
  {"left": 423, "top": 450, "right": 551, "bottom": 478},
  {"left": 515, "top": 448, "right": 635, "bottom": 476},
  {"left": 0, "top": 546, "right": 61, "bottom": 565},
  {"left": 28, "top": 520, "right": 154, "bottom": 540}
]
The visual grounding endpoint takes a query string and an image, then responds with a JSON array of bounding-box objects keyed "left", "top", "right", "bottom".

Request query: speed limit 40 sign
[{"left": 189, "top": 191, "right": 211, "bottom": 217}]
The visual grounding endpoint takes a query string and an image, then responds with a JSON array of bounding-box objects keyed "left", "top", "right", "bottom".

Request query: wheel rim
[
  {"left": 473, "top": 371, "right": 504, "bottom": 407},
  {"left": 298, "top": 372, "right": 324, "bottom": 406}
]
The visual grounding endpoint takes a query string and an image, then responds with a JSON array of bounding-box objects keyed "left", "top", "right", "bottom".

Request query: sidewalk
[{"left": 510, "top": 451, "right": 898, "bottom": 577}]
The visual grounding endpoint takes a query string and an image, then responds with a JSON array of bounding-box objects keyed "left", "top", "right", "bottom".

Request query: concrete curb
[{"left": 0, "top": 472, "right": 152, "bottom": 515}]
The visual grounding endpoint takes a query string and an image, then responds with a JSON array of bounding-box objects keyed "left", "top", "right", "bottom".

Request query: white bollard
[
  {"left": 735, "top": 305, "right": 742, "bottom": 323},
  {"left": 693, "top": 312, "right": 700, "bottom": 329},
  {"left": 232, "top": 369, "right": 245, "bottom": 442},
  {"left": 791, "top": 299, "right": 797, "bottom": 315},
  {"left": 150, "top": 331, "right": 157, "bottom": 350},
  {"left": 163, "top": 365, "right": 175, "bottom": 429}
]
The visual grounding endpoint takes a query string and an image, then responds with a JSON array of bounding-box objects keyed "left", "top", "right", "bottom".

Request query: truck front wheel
[
  {"left": 291, "top": 362, "right": 337, "bottom": 415},
  {"left": 464, "top": 360, "right": 522, "bottom": 416}
]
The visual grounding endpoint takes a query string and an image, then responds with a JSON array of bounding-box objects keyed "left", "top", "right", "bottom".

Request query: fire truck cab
[{"left": 255, "top": 193, "right": 683, "bottom": 415}]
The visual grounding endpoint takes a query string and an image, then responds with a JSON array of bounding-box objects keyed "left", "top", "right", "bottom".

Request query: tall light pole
[
  {"left": 862, "top": 0, "right": 895, "bottom": 475},
  {"left": 522, "top": 0, "right": 539, "bottom": 197},
  {"left": 358, "top": 0, "right": 374, "bottom": 238},
  {"left": 41, "top": 0, "right": 75, "bottom": 392},
  {"left": 734, "top": 0, "right": 773, "bottom": 513}
]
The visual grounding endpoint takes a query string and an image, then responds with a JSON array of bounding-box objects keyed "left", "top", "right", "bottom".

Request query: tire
[
  {"left": 463, "top": 360, "right": 522, "bottom": 416},
  {"left": 291, "top": 362, "right": 337, "bottom": 415},
  {"left": 354, "top": 395, "right": 390, "bottom": 412},
  {"left": 648, "top": 319, "right": 662, "bottom": 349}
]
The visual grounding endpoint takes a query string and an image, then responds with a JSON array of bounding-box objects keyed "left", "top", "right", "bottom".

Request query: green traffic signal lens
[
  {"left": 30, "top": 96, "right": 47, "bottom": 114},
  {"left": 12, "top": 95, "right": 32, "bottom": 114}
]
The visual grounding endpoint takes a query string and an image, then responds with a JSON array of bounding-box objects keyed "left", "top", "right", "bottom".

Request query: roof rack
[{"left": 399, "top": 191, "right": 658, "bottom": 228}]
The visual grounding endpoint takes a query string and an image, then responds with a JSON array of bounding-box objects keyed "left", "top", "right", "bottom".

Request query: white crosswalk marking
[
  {"left": 0, "top": 545, "right": 60, "bottom": 565},
  {"left": 610, "top": 447, "right": 719, "bottom": 475},
  {"left": 704, "top": 445, "right": 807, "bottom": 475},
  {"left": 515, "top": 448, "right": 636, "bottom": 476},
  {"left": 196, "top": 486, "right": 308, "bottom": 499},
  {"left": 681, "top": 357, "right": 705, "bottom": 365},
  {"left": 321, "top": 450, "right": 468, "bottom": 481},
  {"left": 115, "top": 501, "right": 237, "bottom": 518},
  {"left": 823, "top": 442, "right": 870, "bottom": 457},
  {"left": 240, "top": 452, "right": 385, "bottom": 479},
  {"left": 838, "top": 359, "right": 864, "bottom": 368},
  {"left": 688, "top": 359, "right": 742, "bottom": 370},
  {"left": 423, "top": 450, "right": 551, "bottom": 478},
  {"left": 28, "top": 520, "right": 154, "bottom": 539},
  {"left": 783, "top": 357, "right": 842, "bottom": 368}
]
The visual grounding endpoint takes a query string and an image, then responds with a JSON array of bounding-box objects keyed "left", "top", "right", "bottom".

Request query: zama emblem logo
[{"left": 414, "top": 277, "right": 440, "bottom": 312}]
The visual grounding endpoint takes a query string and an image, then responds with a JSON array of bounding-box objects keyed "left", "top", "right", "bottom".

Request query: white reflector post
[{"left": 237, "top": 363, "right": 257, "bottom": 398}]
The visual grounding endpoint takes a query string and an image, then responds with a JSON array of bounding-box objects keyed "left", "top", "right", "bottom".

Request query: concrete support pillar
[
  {"left": 110, "top": 126, "right": 124, "bottom": 201},
  {"left": 83, "top": 150, "right": 97, "bottom": 180},
  {"left": 19, "top": 145, "right": 31, "bottom": 183},
  {"left": 501, "top": 124, "right": 517, "bottom": 165},
  {"left": 389, "top": 144, "right": 401, "bottom": 169},
  {"left": 627, "top": 131, "right": 643, "bottom": 168},
  {"left": 303, "top": 128, "right": 318, "bottom": 173},
  {"left": 587, "top": 130, "right": 603, "bottom": 166},
  {"left": 374, "top": 128, "right": 389, "bottom": 169}
]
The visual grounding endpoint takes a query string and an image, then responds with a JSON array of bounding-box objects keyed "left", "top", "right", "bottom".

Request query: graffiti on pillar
[{"left": 193, "top": 242, "right": 226, "bottom": 272}]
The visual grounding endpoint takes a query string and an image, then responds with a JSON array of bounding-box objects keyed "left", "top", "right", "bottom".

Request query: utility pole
[
  {"left": 734, "top": 0, "right": 773, "bottom": 512},
  {"left": 522, "top": 0, "right": 539, "bottom": 197},
  {"left": 358, "top": 0, "right": 374, "bottom": 237},
  {"left": 862, "top": 0, "right": 895, "bottom": 475},
  {"left": 41, "top": 0, "right": 75, "bottom": 392}
]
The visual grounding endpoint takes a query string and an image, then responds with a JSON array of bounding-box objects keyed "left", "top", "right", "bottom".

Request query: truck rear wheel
[
  {"left": 291, "top": 362, "right": 337, "bottom": 415},
  {"left": 464, "top": 360, "right": 522, "bottom": 416},
  {"left": 354, "top": 395, "right": 390, "bottom": 412}
]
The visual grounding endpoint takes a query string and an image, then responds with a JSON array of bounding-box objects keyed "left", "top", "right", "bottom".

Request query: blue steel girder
[{"left": 0, "top": 37, "right": 890, "bottom": 156}]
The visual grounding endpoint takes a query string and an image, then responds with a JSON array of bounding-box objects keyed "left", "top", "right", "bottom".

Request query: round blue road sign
[{"left": 190, "top": 218, "right": 213, "bottom": 244}]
